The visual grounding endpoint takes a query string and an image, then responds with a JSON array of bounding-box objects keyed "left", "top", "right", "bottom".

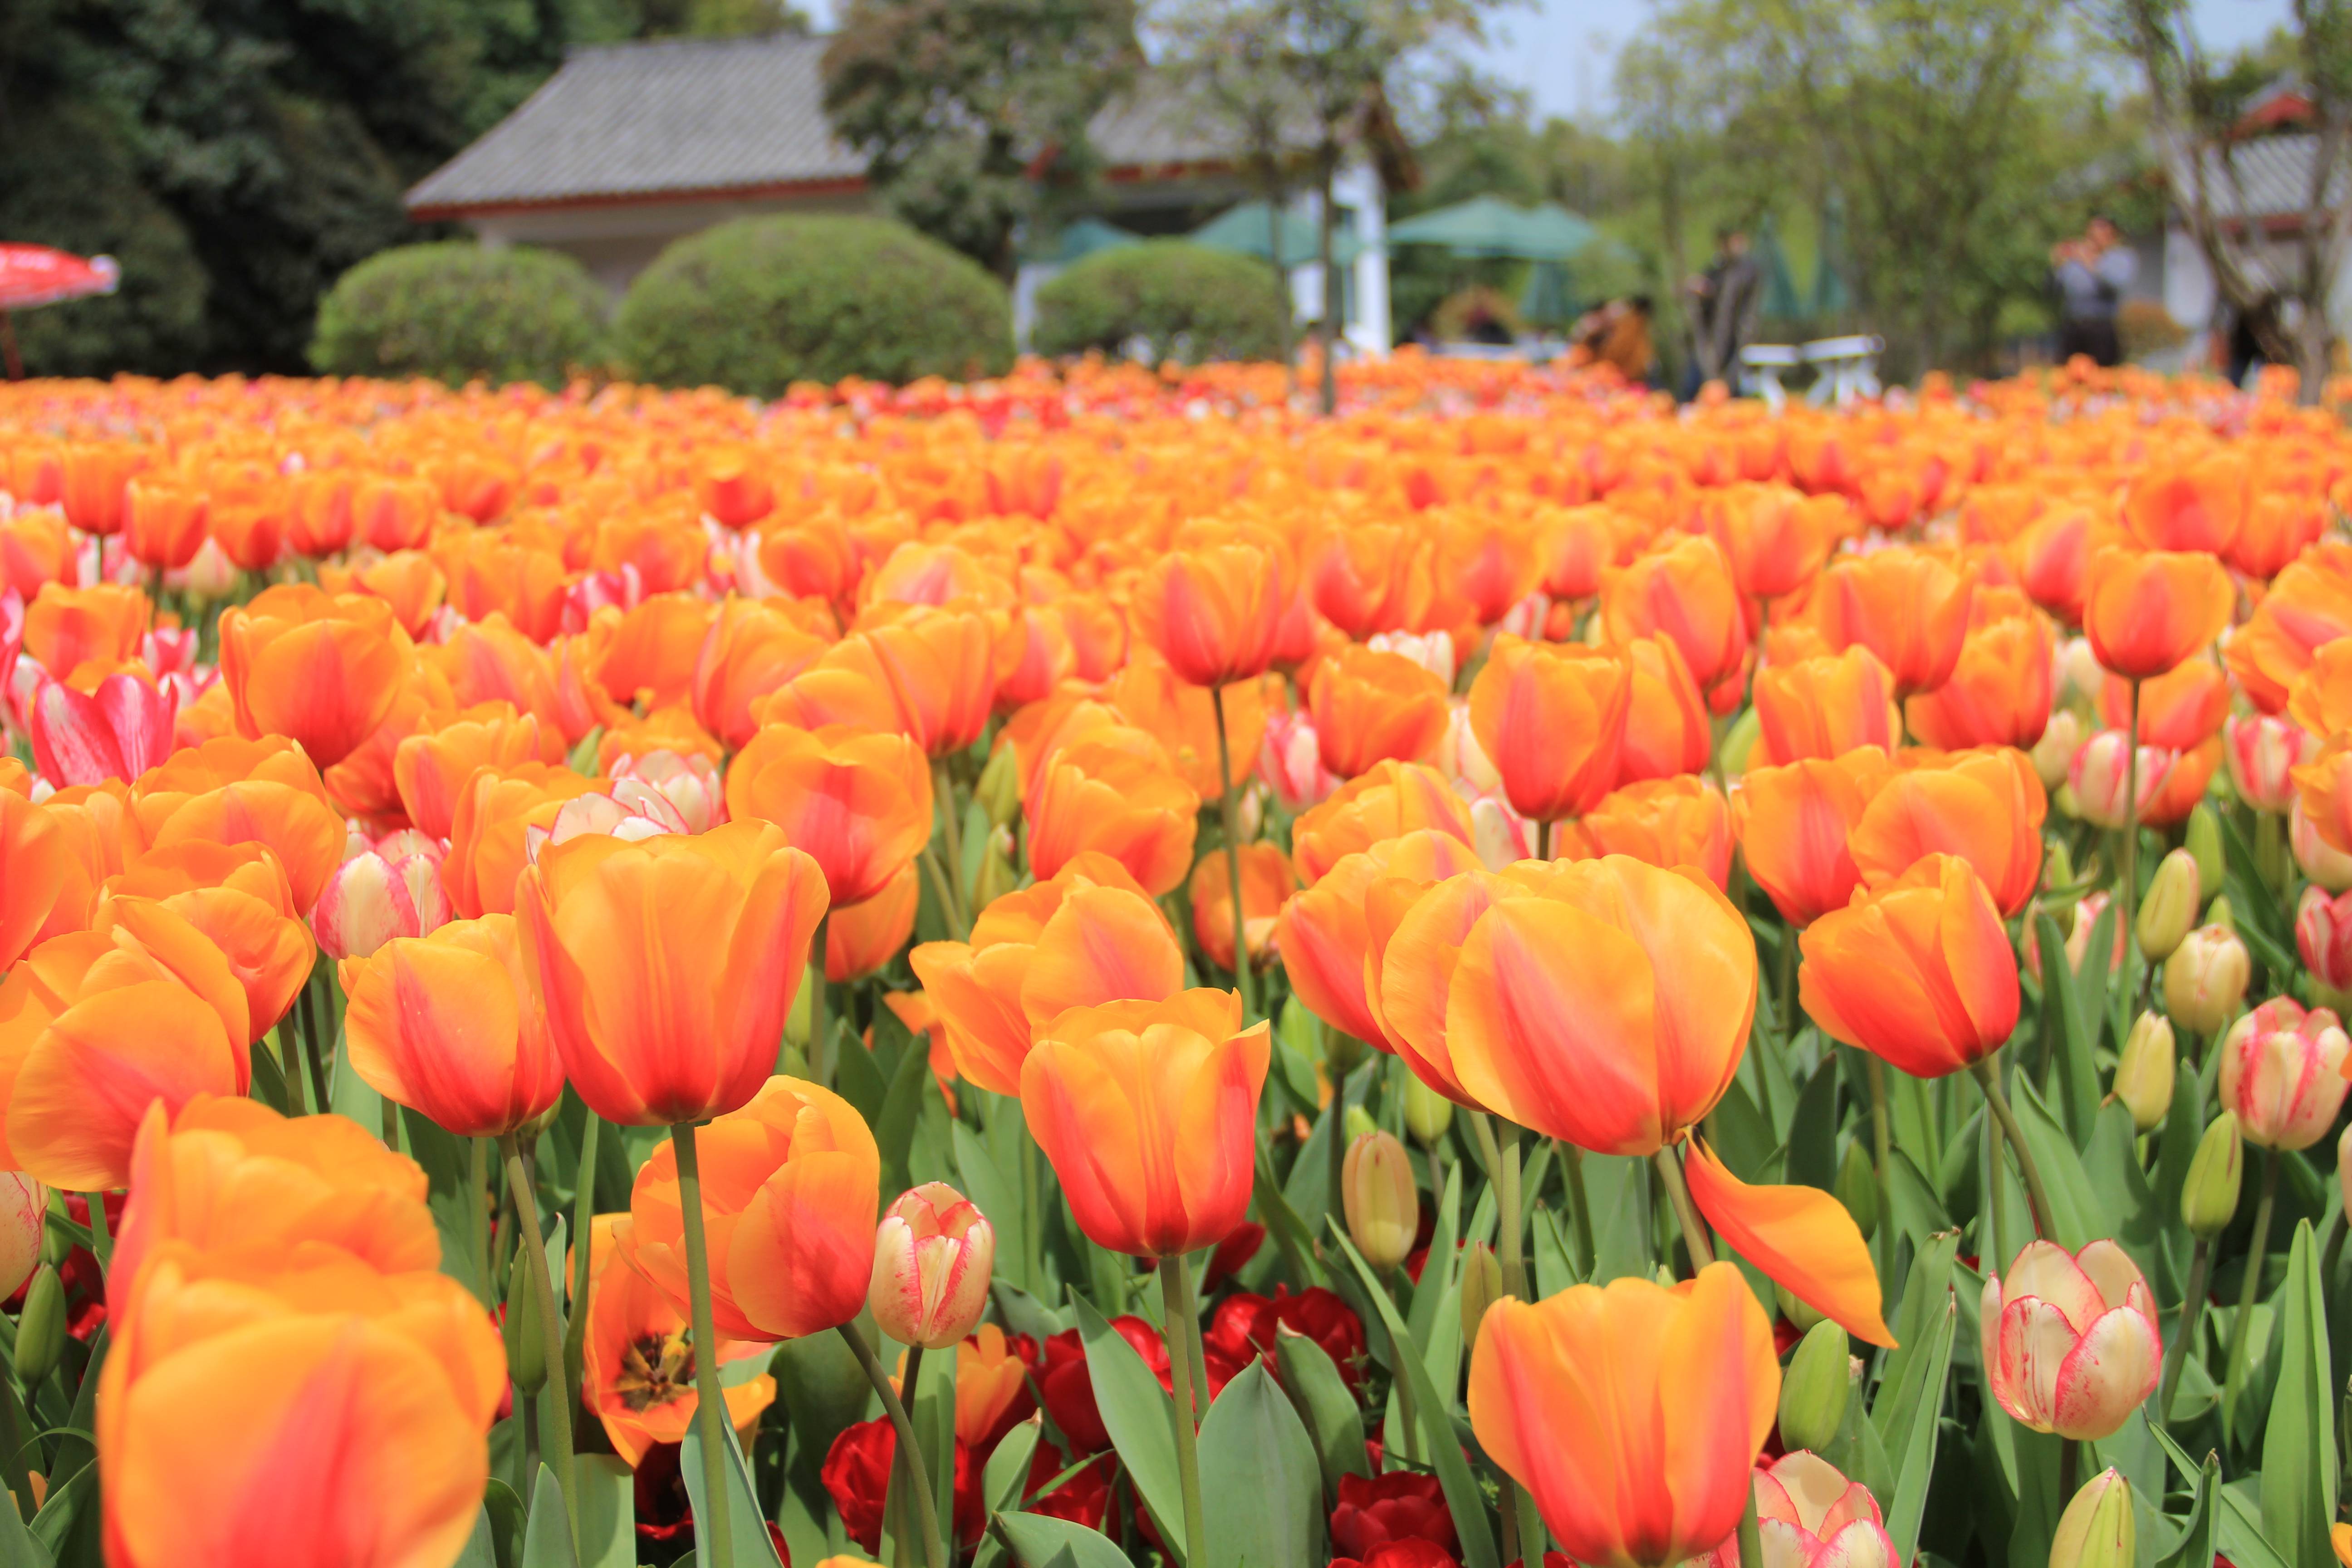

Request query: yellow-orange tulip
[
  {"left": 1751, "top": 646, "right": 1899, "bottom": 765},
  {"left": 1100, "top": 655, "right": 1271, "bottom": 801},
  {"left": 1024, "top": 728, "right": 1200, "bottom": 895},
  {"left": 692, "top": 595, "right": 831, "bottom": 749},
  {"left": 627, "top": 1074, "right": 879, "bottom": 1339},
  {"left": 1800, "top": 854, "right": 2021, "bottom": 1078},
  {"left": 585, "top": 1245, "right": 777, "bottom": 1465},
  {"left": 1734, "top": 749, "right": 1891, "bottom": 926},
  {"left": 589, "top": 593, "right": 715, "bottom": 712},
  {"left": 725, "top": 722, "right": 933, "bottom": 907},
  {"left": 121, "top": 479, "right": 209, "bottom": 570},
  {"left": 392, "top": 702, "right": 546, "bottom": 840},
  {"left": 440, "top": 763, "right": 607, "bottom": 919},
  {"left": 1848, "top": 746, "right": 2046, "bottom": 917},
  {"left": 1613, "top": 634, "right": 1712, "bottom": 786},
  {"left": 2227, "top": 541, "right": 2352, "bottom": 712},
  {"left": 21, "top": 583, "right": 148, "bottom": 676},
  {"left": 910, "top": 853, "right": 1185, "bottom": 1096},
  {"left": 131, "top": 778, "right": 344, "bottom": 916},
  {"left": 343, "top": 913, "right": 564, "bottom": 1138},
  {"left": 1905, "top": 587, "right": 2054, "bottom": 752},
  {"left": 1469, "top": 1263, "right": 1778, "bottom": 1568},
  {"left": 1189, "top": 843, "right": 1296, "bottom": 972},
  {"left": 1307, "top": 643, "right": 1450, "bottom": 779},
  {"left": 1291, "top": 759, "right": 1477, "bottom": 887},
  {"left": 2083, "top": 546, "right": 2234, "bottom": 680},
  {"left": 1570, "top": 776, "right": 1735, "bottom": 890},
  {"left": 827, "top": 862, "right": 919, "bottom": 982},
  {"left": 1681, "top": 1139, "right": 1893, "bottom": 1347},
  {"left": 1805, "top": 548, "right": 1973, "bottom": 696},
  {"left": 1600, "top": 534, "right": 1749, "bottom": 703},
  {"left": 98, "top": 842, "right": 314, "bottom": 1043},
  {"left": 518, "top": 822, "right": 829, "bottom": 1126},
  {"left": 862, "top": 605, "right": 1000, "bottom": 756},
  {"left": 218, "top": 583, "right": 413, "bottom": 769},
  {"left": 318, "top": 550, "right": 448, "bottom": 639},
  {"left": 1020, "top": 989, "right": 1270, "bottom": 1257},
  {"left": 1466, "top": 634, "right": 1630, "bottom": 824},
  {"left": 1278, "top": 829, "right": 1486, "bottom": 1050},
  {"left": 0, "top": 790, "right": 78, "bottom": 971},
  {"left": 1131, "top": 542, "right": 1288, "bottom": 686}
]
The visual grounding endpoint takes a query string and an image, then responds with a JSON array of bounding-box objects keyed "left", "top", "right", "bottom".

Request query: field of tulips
[{"left": 2, "top": 351, "right": 2352, "bottom": 1568}]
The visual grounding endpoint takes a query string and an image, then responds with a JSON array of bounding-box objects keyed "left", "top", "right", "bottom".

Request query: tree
[
  {"left": 820, "top": 0, "right": 1143, "bottom": 282},
  {"left": 2092, "top": 0, "right": 2352, "bottom": 402}
]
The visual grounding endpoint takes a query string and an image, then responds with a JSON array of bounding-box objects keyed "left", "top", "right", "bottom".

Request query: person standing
[
  {"left": 1681, "top": 227, "right": 1764, "bottom": 397},
  {"left": 2050, "top": 215, "right": 2136, "bottom": 367}
]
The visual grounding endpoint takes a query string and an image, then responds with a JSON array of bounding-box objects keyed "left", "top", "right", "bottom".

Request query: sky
[{"left": 797, "top": 0, "right": 2299, "bottom": 123}]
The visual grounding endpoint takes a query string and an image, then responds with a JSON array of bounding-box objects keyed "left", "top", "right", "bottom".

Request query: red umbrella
[{"left": 0, "top": 246, "right": 121, "bottom": 380}]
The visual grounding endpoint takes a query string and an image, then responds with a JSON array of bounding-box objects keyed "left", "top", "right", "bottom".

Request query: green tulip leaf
[{"left": 1199, "top": 1360, "right": 1325, "bottom": 1568}]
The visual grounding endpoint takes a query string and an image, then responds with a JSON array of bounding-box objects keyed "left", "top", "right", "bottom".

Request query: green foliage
[
  {"left": 308, "top": 243, "right": 611, "bottom": 386},
  {"left": 820, "top": 0, "right": 1143, "bottom": 276},
  {"left": 614, "top": 215, "right": 1012, "bottom": 392},
  {"left": 1031, "top": 242, "right": 1289, "bottom": 363}
]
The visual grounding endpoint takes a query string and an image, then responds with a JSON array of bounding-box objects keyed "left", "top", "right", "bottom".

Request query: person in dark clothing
[
  {"left": 2050, "top": 215, "right": 2135, "bottom": 367},
  {"left": 1681, "top": 227, "right": 1764, "bottom": 397},
  {"left": 2221, "top": 291, "right": 2282, "bottom": 388}
]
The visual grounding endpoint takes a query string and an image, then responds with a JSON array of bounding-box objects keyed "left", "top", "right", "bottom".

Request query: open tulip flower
[{"left": 18, "top": 355, "right": 2352, "bottom": 1568}]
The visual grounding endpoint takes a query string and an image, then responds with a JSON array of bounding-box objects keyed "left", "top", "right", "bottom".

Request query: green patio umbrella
[
  {"left": 1519, "top": 260, "right": 1576, "bottom": 326},
  {"left": 1388, "top": 196, "right": 1598, "bottom": 260},
  {"left": 1190, "top": 201, "right": 1362, "bottom": 268},
  {"left": 1755, "top": 212, "right": 1806, "bottom": 321},
  {"left": 1809, "top": 192, "right": 1853, "bottom": 320},
  {"left": 1043, "top": 217, "right": 1143, "bottom": 265}
]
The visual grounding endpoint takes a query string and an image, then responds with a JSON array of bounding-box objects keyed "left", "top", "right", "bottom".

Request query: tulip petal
[
  {"left": 2050, "top": 1305, "right": 2162, "bottom": 1441},
  {"left": 1021, "top": 884, "right": 1186, "bottom": 1032},
  {"left": 730, "top": 1146, "right": 884, "bottom": 1339},
  {"left": 1683, "top": 1141, "right": 1896, "bottom": 1348},
  {"left": 9, "top": 980, "right": 242, "bottom": 1190}
]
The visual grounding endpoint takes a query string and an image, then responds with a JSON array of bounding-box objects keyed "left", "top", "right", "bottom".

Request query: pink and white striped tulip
[
  {"left": 2218, "top": 997, "right": 2352, "bottom": 1152},
  {"left": 869, "top": 1181, "right": 994, "bottom": 1350},
  {"left": 313, "top": 845, "right": 451, "bottom": 960},
  {"left": 1980, "top": 1240, "right": 2161, "bottom": 1441},
  {"left": 25, "top": 669, "right": 177, "bottom": 787},
  {"left": 1702, "top": 1452, "right": 1896, "bottom": 1568},
  {"left": 2227, "top": 713, "right": 2320, "bottom": 813}
]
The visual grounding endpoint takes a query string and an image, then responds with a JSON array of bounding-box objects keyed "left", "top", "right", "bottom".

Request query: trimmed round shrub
[
  {"left": 616, "top": 216, "right": 1012, "bottom": 393},
  {"left": 309, "top": 243, "right": 610, "bottom": 386},
  {"left": 1031, "top": 241, "right": 1287, "bottom": 364}
]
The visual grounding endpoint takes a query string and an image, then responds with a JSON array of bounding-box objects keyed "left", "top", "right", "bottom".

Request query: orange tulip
[
  {"left": 441, "top": 763, "right": 607, "bottom": 919},
  {"left": 393, "top": 702, "right": 546, "bottom": 840},
  {"left": 1539, "top": 505, "right": 1624, "bottom": 601},
  {"left": 1600, "top": 534, "right": 1749, "bottom": 703},
  {"left": 1100, "top": 655, "right": 1270, "bottom": 801},
  {"left": 590, "top": 513, "right": 711, "bottom": 597},
  {"left": 121, "top": 480, "right": 209, "bottom": 570},
  {"left": 861, "top": 605, "right": 999, "bottom": 755},
  {"left": 354, "top": 473, "right": 445, "bottom": 552},
  {"left": 1469, "top": 1263, "right": 1778, "bottom": 1568},
  {"left": 1571, "top": 776, "right": 1735, "bottom": 891},
  {"left": 1804, "top": 548, "right": 1972, "bottom": 697},
  {"left": 1277, "top": 829, "right": 1487, "bottom": 1051},
  {"left": 755, "top": 631, "right": 910, "bottom": 738},
  {"left": 1905, "top": 587, "right": 2054, "bottom": 752},
  {"left": 1024, "top": 728, "right": 1199, "bottom": 896},
  {"left": 1190, "top": 843, "right": 1296, "bottom": 973},
  {"left": 910, "top": 853, "right": 1185, "bottom": 1095},
  {"left": 98, "top": 842, "right": 315, "bottom": 1043},
  {"left": 2083, "top": 546, "right": 2234, "bottom": 680},
  {"left": 2287, "top": 638, "right": 2352, "bottom": 740},
  {"left": 0, "top": 510, "right": 76, "bottom": 599},
  {"left": 827, "top": 862, "right": 919, "bottom": 982},
  {"left": 2123, "top": 451, "right": 2245, "bottom": 554},
  {"left": 725, "top": 722, "right": 934, "bottom": 908},
  {"left": 1132, "top": 542, "right": 1288, "bottom": 686},
  {"left": 1847, "top": 747, "right": 2046, "bottom": 917},
  {"left": 1311, "top": 524, "right": 1441, "bottom": 640},
  {"left": 432, "top": 614, "right": 564, "bottom": 733},
  {"left": 285, "top": 471, "right": 357, "bottom": 558},
  {"left": 318, "top": 550, "right": 448, "bottom": 639},
  {"left": 1465, "top": 634, "right": 1630, "bottom": 824},
  {"left": 1612, "top": 634, "right": 1712, "bottom": 787},
  {"left": 59, "top": 441, "right": 145, "bottom": 536},
  {"left": 439, "top": 537, "right": 569, "bottom": 643},
  {"left": 1681, "top": 1140, "right": 1893, "bottom": 1346},
  {"left": 2229, "top": 490, "right": 2328, "bottom": 581},
  {"left": 0, "top": 790, "right": 78, "bottom": 971},
  {"left": 1799, "top": 853, "right": 2021, "bottom": 1078},
  {"left": 1700, "top": 485, "right": 1836, "bottom": 601},
  {"left": 2143, "top": 734, "right": 2221, "bottom": 828},
  {"left": 1444, "top": 513, "right": 1544, "bottom": 624},
  {"left": 627, "top": 1074, "right": 879, "bottom": 1339},
  {"left": 2292, "top": 735, "right": 2352, "bottom": 854},
  {"left": 2104, "top": 656, "right": 2232, "bottom": 751},
  {"left": 98, "top": 1239, "right": 501, "bottom": 1568},
  {"left": 2227, "top": 541, "right": 2352, "bottom": 712},
  {"left": 518, "top": 822, "right": 829, "bottom": 1126},
  {"left": 584, "top": 1242, "right": 777, "bottom": 1465},
  {"left": 692, "top": 596, "right": 832, "bottom": 749},
  {"left": 1421, "top": 856, "right": 1756, "bottom": 1153},
  {"left": 132, "top": 778, "right": 344, "bottom": 916},
  {"left": 342, "top": 913, "right": 564, "bottom": 1137},
  {"left": 1308, "top": 643, "right": 1450, "bottom": 779},
  {"left": 1735, "top": 749, "right": 1891, "bottom": 926},
  {"left": 21, "top": 583, "right": 148, "bottom": 676},
  {"left": 1020, "top": 988, "right": 1270, "bottom": 1257},
  {"left": 591, "top": 593, "right": 715, "bottom": 712},
  {"left": 1751, "top": 646, "right": 1899, "bottom": 765},
  {"left": 1291, "top": 759, "right": 1477, "bottom": 886},
  {"left": 219, "top": 584, "right": 413, "bottom": 769},
  {"left": 696, "top": 445, "right": 776, "bottom": 528}
]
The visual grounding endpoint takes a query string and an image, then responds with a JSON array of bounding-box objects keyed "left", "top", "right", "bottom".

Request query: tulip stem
[
  {"left": 1562, "top": 1142, "right": 1595, "bottom": 1277},
  {"left": 1492, "top": 1119, "right": 1527, "bottom": 1299},
  {"left": 840, "top": 1322, "right": 947, "bottom": 1568},
  {"left": 1020, "top": 1126, "right": 1044, "bottom": 1292},
  {"left": 1537, "top": 818, "right": 1552, "bottom": 860},
  {"left": 933, "top": 758, "right": 965, "bottom": 914},
  {"left": 1778, "top": 923, "right": 1801, "bottom": 1051},
  {"left": 2256, "top": 808, "right": 2283, "bottom": 897},
  {"left": 564, "top": 1107, "right": 602, "bottom": 1426},
  {"left": 920, "top": 845, "right": 969, "bottom": 942},
  {"left": 808, "top": 913, "right": 832, "bottom": 1086},
  {"left": 1653, "top": 1144, "right": 1714, "bottom": 1272},
  {"left": 1210, "top": 683, "right": 1258, "bottom": 1024},
  {"left": 670, "top": 1122, "right": 737, "bottom": 1568},
  {"left": 2158, "top": 1236, "right": 2210, "bottom": 1422},
  {"left": 2058, "top": 1437, "right": 2079, "bottom": 1508},
  {"left": 297, "top": 973, "right": 332, "bottom": 1114},
  {"left": 500, "top": 1135, "right": 579, "bottom": 1545},
  {"left": 1159, "top": 1251, "right": 1210, "bottom": 1564},
  {"left": 1737, "top": 1480, "right": 1765, "bottom": 1568},
  {"left": 1969, "top": 1057, "right": 2055, "bottom": 1242},
  {"left": 2122, "top": 678, "right": 2142, "bottom": 987},
  {"left": 2220, "top": 1147, "right": 2278, "bottom": 1444},
  {"left": 276, "top": 1018, "right": 308, "bottom": 1115},
  {"left": 84, "top": 1192, "right": 110, "bottom": 1269},
  {"left": 470, "top": 1137, "right": 492, "bottom": 1303}
]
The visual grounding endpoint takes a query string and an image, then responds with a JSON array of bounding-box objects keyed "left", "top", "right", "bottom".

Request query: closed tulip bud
[
  {"left": 969, "top": 825, "right": 1019, "bottom": 911},
  {"left": 2219, "top": 998, "right": 2352, "bottom": 1150},
  {"left": 2043, "top": 839, "right": 2076, "bottom": 895},
  {"left": 1343, "top": 1105, "right": 1378, "bottom": 1142},
  {"left": 1833, "top": 1140, "right": 1878, "bottom": 1242},
  {"left": 2163, "top": 925, "right": 2249, "bottom": 1035},
  {"left": 1775, "top": 1282, "right": 1828, "bottom": 1333},
  {"left": 39, "top": 1215, "right": 70, "bottom": 1269},
  {"left": 2180, "top": 1112, "right": 2243, "bottom": 1240},
  {"left": 870, "top": 1183, "right": 994, "bottom": 1350},
  {"left": 15, "top": 1264, "right": 64, "bottom": 1387},
  {"left": 2110, "top": 1013, "right": 2176, "bottom": 1132},
  {"left": 2049, "top": 1469, "right": 2134, "bottom": 1568},
  {"left": 504, "top": 1259, "right": 547, "bottom": 1395},
  {"left": 2186, "top": 803, "right": 2225, "bottom": 892},
  {"left": 1460, "top": 1242, "right": 1502, "bottom": 1351},
  {"left": 976, "top": 740, "right": 1022, "bottom": 828},
  {"left": 2298, "top": 800, "right": 2352, "bottom": 892},
  {"left": 1777, "top": 1319, "right": 1853, "bottom": 1454},
  {"left": 2136, "top": 848, "right": 2200, "bottom": 961},
  {"left": 2341, "top": 1125, "right": 2352, "bottom": 1231},
  {"left": 1402, "top": 1073, "right": 1455, "bottom": 1145},
  {"left": 1343, "top": 1130, "right": 1418, "bottom": 1271},
  {"left": 2033, "top": 708, "right": 2089, "bottom": 793},
  {"left": 2205, "top": 893, "right": 2235, "bottom": 932}
]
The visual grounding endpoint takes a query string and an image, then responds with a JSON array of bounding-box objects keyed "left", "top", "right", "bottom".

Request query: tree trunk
[
  {"left": 2298, "top": 309, "right": 2332, "bottom": 406},
  {"left": 1266, "top": 184, "right": 1295, "bottom": 392},
  {"left": 1317, "top": 157, "right": 1339, "bottom": 417}
]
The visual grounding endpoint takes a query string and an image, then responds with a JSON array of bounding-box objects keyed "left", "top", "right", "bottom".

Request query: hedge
[
  {"left": 1030, "top": 241, "right": 1288, "bottom": 364},
  {"left": 308, "top": 243, "right": 610, "bottom": 386}
]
